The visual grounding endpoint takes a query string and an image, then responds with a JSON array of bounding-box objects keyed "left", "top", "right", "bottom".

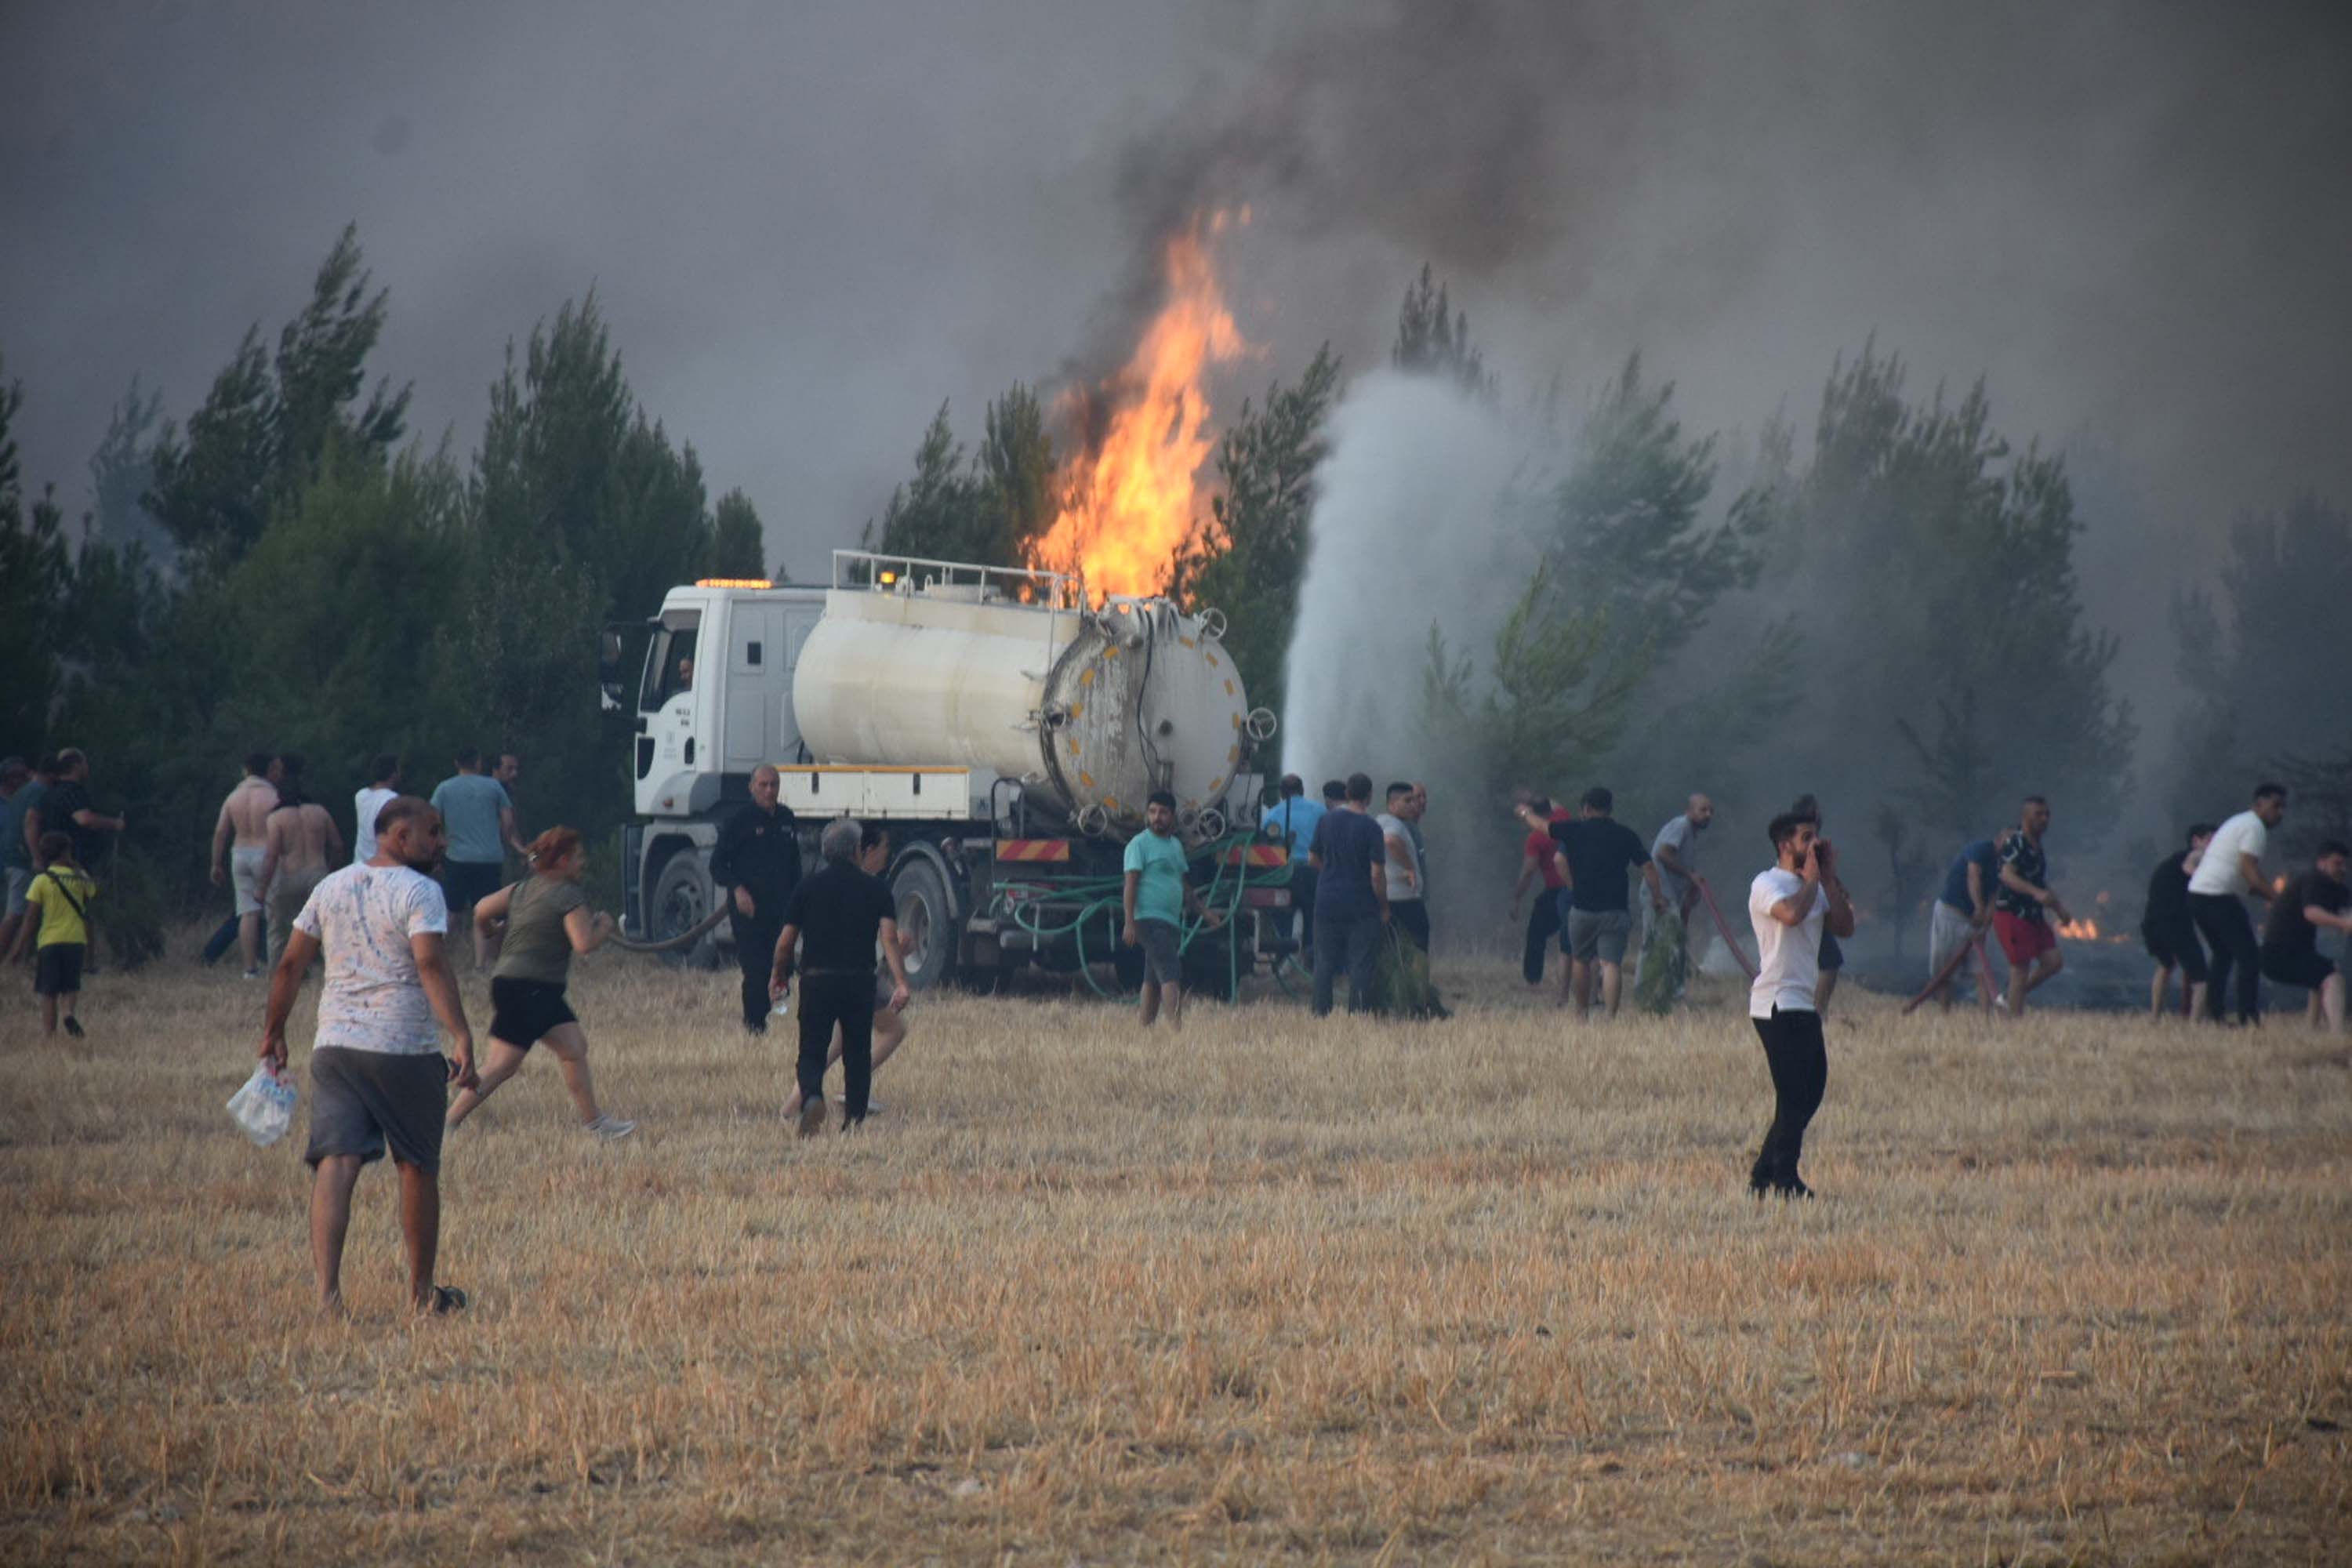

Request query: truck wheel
[
  {"left": 889, "top": 858, "right": 956, "bottom": 993},
  {"left": 651, "top": 852, "right": 722, "bottom": 971}
]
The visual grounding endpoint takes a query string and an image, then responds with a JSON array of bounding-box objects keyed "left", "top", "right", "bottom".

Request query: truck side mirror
[{"left": 597, "top": 626, "right": 627, "bottom": 713}]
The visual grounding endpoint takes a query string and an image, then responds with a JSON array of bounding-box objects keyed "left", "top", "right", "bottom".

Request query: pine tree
[{"left": 710, "top": 488, "right": 766, "bottom": 579}]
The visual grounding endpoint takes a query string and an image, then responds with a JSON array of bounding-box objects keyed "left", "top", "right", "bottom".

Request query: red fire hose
[
  {"left": 1902, "top": 929, "right": 1998, "bottom": 1015},
  {"left": 1695, "top": 880, "right": 1759, "bottom": 981}
]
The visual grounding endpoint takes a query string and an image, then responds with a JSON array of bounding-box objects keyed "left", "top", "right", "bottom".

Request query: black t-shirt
[
  {"left": 42, "top": 780, "right": 100, "bottom": 866},
  {"left": 2262, "top": 869, "right": 2349, "bottom": 955},
  {"left": 2143, "top": 853, "right": 2193, "bottom": 935},
  {"left": 1995, "top": 829, "right": 2047, "bottom": 921},
  {"left": 1549, "top": 817, "right": 1651, "bottom": 913},
  {"left": 782, "top": 862, "right": 895, "bottom": 972},
  {"left": 1308, "top": 808, "right": 1385, "bottom": 920}
]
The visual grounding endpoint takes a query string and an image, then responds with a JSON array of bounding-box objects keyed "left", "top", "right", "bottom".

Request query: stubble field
[{"left": 2, "top": 942, "right": 2349, "bottom": 1565}]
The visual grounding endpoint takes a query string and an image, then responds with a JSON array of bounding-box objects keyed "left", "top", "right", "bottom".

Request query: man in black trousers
[
  {"left": 710, "top": 763, "right": 801, "bottom": 1036},
  {"left": 1744, "top": 810, "right": 1856, "bottom": 1198},
  {"left": 771, "top": 817, "right": 910, "bottom": 1138}
]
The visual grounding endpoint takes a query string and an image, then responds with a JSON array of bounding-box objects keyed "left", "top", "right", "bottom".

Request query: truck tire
[
  {"left": 889, "top": 857, "right": 956, "bottom": 993},
  {"left": 650, "top": 852, "right": 722, "bottom": 971}
]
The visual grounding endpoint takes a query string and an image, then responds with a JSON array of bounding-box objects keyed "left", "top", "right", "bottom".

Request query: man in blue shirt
[
  {"left": 1308, "top": 773, "right": 1390, "bottom": 1017},
  {"left": 429, "top": 748, "right": 521, "bottom": 964},
  {"left": 1122, "top": 790, "right": 1221, "bottom": 1029},
  {"left": 1261, "top": 774, "right": 1327, "bottom": 964},
  {"left": 1926, "top": 837, "right": 2000, "bottom": 1011}
]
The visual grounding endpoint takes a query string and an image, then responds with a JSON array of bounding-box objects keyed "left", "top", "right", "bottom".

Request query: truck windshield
[{"left": 639, "top": 619, "right": 700, "bottom": 711}]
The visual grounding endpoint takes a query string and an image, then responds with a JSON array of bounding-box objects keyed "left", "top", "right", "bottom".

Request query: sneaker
[
  {"left": 424, "top": 1284, "right": 467, "bottom": 1315},
  {"left": 583, "top": 1115, "right": 637, "bottom": 1141},
  {"left": 797, "top": 1097, "right": 828, "bottom": 1139},
  {"left": 831, "top": 1095, "right": 884, "bottom": 1116},
  {"left": 63, "top": 1017, "right": 85, "bottom": 1040},
  {"left": 241, "top": 967, "right": 263, "bottom": 981}
]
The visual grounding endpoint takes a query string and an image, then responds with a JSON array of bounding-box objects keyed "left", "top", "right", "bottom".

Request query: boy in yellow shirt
[{"left": 9, "top": 832, "right": 97, "bottom": 1038}]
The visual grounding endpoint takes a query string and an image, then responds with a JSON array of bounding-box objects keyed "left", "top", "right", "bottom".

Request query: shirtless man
[
  {"left": 212, "top": 753, "right": 281, "bottom": 978},
  {"left": 257, "top": 755, "right": 345, "bottom": 969}
]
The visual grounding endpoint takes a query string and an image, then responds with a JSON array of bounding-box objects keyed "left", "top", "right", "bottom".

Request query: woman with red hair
[{"left": 445, "top": 826, "right": 635, "bottom": 1139}]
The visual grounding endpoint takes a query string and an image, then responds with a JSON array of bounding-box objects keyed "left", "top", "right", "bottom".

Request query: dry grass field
[{"left": 3, "top": 941, "right": 2349, "bottom": 1565}]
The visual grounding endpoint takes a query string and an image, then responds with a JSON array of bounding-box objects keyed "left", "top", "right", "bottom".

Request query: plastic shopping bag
[{"left": 227, "top": 1063, "right": 299, "bottom": 1147}]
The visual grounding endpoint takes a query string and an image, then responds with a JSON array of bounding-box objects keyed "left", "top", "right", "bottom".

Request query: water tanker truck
[{"left": 601, "top": 550, "right": 1290, "bottom": 993}]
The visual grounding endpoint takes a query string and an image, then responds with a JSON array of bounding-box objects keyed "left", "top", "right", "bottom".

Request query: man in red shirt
[{"left": 1509, "top": 794, "right": 1573, "bottom": 985}]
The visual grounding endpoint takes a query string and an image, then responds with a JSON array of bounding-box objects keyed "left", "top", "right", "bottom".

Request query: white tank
[{"left": 793, "top": 579, "right": 1263, "bottom": 834}]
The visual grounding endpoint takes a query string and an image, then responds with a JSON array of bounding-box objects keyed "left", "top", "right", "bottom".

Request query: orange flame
[
  {"left": 1030, "top": 218, "right": 1247, "bottom": 600},
  {"left": 2056, "top": 916, "right": 2100, "bottom": 940}
]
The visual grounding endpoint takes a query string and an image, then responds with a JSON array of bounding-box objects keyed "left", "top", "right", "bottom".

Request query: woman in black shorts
[{"left": 445, "top": 826, "right": 635, "bottom": 1139}]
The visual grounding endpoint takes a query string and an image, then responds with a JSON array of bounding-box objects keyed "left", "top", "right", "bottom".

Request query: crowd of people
[{"left": 5, "top": 739, "right": 2344, "bottom": 1308}]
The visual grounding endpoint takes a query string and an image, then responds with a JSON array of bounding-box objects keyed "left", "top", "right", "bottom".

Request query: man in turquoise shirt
[
  {"left": 429, "top": 747, "right": 522, "bottom": 964},
  {"left": 1122, "top": 790, "right": 1221, "bottom": 1029}
]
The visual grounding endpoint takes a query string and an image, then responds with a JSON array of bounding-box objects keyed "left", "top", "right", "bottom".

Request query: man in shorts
[
  {"left": 1548, "top": 786, "right": 1668, "bottom": 1018},
  {"left": 2259, "top": 840, "right": 2350, "bottom": 1032},
  {"left": 1122, "top": 789, "right": 1223, "bottom": 1029},
  {"left": 1927, "top": 836, "right": 2000, "bottom": 1011},
  {"left": 1993, "top": 795, "right": 2071, "bottom": 1018},
  {"left": 8, "top": 831, "right": 96, "bottom": 1037},
  {"left": 210, "top": 753, "right": 281, "bottom": 980},
  {"left": 430, "top": 748, "right": 521, "bottom": 964},
  {"left": 260, "top": 795, "right": 478, "bottom": 1316},
  {"left": 2141, "top": 824, "right": 2214, "bottom": 1021}
]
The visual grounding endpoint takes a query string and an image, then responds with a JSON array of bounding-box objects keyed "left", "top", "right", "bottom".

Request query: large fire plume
[{"left": 1030, "top": 214, "right": 1248, "bottom": 599}]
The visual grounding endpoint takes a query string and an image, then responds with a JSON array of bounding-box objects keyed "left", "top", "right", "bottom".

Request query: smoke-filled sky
[{"left": 6, "top": 0, "right": 2350, "bottom": 591}]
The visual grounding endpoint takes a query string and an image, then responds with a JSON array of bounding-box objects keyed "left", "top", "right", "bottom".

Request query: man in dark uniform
[{"left": 710, "top": 763, "right": 801, "bottom": 1036}]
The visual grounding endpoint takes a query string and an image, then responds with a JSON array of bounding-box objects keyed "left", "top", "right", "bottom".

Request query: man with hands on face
[
  {"left": 1122, "top": 789, "right": 1224, "bottom": 1030},
  {"left": 1746, "top": 811, "right": 1857, "bottom": 1199},
  {"left": 713, "top": 763, "right": 802, "bottom": 1037},
  {"left": 259, "top": 795, "right": 478, "bottom": 1317}
]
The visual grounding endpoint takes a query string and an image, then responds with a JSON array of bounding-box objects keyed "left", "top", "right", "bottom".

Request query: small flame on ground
[
  {"left": 2056, "top": 917, "right": 2101, "bottom": 940},
  {"left": 1029, "top": 216, "right": 1248, "bottom": 601}
]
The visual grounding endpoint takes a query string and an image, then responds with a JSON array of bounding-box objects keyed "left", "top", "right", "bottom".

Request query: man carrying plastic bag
[{"left": 258, "top": 795, "right": 478, "bottom": 1317}]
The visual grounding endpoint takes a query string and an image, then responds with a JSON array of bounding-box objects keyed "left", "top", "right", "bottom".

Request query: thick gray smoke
[{"left": 1073, "top": 0, "right": 1655, "bottom": 384}]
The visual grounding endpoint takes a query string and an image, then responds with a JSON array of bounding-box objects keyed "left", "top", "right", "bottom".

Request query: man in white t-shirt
[
  {"left": 260, "top": 794, "right": 478, "bottom": 1316},
  {"left": 1377, "top": 782, "right": 1428, "bottom": 950},
  {"left": 2187, "top": 782, "right": 2287, "bottom": 1025},
  {"left": 1744, "top": 810, "right": 1856, "bottom": 1198},
  {"left": 352, "top": 752, "right": 402, "bottom": 866}
]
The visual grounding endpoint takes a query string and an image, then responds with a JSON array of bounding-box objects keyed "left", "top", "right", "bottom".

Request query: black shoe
[
  {"left": 1779, "top": 1176, "right": 1814, "bottom": 1200},
  {"left": 64, "top": 1017, "right": 85, "bottom": 1040}
]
